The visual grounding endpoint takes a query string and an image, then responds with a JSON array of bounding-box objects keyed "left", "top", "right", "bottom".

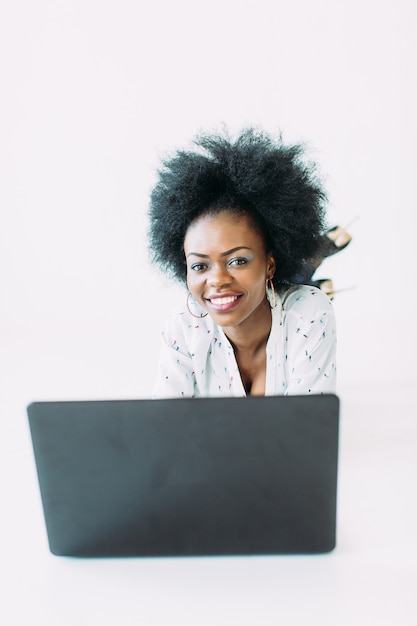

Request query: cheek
[
  {"left": 186, "top": 270, "right": 201, "bottom": 292},
  {"left": 250, "top": 272, "right": 268, "bottom": 300}
]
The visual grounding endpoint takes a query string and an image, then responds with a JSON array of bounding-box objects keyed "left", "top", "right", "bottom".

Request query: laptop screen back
[{"left": 27, "top": 394, "right": 340, "bottom": 557}]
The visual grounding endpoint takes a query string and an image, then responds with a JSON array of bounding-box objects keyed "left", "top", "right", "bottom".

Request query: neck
[{"left": 222, "top": 299, "right": 273, "bottom": 354}]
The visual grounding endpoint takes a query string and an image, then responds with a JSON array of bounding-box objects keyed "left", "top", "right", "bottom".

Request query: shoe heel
[{"left": 313, "top": 279, "right": 356, "bottom": 300}]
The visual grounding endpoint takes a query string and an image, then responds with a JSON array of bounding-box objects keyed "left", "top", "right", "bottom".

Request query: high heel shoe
[
  {"left": 316, "top": 217, "right": 358, "bottom": 259},
  {"left": 294, "top": 217, "right": 357, "bottom": 295},
  {"left": 312, "top": 278, "right": 356, "bottom": 301}
]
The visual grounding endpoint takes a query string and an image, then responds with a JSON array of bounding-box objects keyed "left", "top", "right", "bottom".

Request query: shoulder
[
  {"left": 162, "top": 303, "right": 216, "bottom": 334},
  {"left": 274, "top": 284, "right": 336, "bottom": 337},
  {"left": 160, "top": 303, "right": 219, "bottom": 353},
  {"left": 277, "top": 284, "right": 334, "bottom": 318},
  {"left": 276, "top": 284, "right": 337, "bottom": 364}
]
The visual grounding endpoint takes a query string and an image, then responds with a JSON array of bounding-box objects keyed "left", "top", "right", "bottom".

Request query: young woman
[{"left": 148, "top": 128, "right": 338, "bottom": 398}]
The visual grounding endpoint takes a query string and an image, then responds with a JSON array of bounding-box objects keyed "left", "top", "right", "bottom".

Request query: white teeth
[{"left": 211, "top": 296, "right": 238, "bottom": 305}]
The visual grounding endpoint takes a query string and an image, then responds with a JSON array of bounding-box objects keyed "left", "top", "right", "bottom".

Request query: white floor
[
  {"left": 2, "top": 198, "right": 416, "bottom": 625},
  {"left": 2, "top": 1, "right": 417, "bottom": 621},
  {"left": 1, "top": 341, "right": 416, "bottom": 626}
]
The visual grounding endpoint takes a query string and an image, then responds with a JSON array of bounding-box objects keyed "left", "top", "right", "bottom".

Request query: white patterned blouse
[{"left": 153, "top": 284, "right": 336, "bottom": 398}]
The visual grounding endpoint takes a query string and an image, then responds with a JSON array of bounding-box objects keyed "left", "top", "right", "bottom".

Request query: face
[{"left": 184, "top": 211, "right": 276, "bottom": 331}]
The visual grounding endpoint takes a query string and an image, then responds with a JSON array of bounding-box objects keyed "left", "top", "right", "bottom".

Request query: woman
[{"left": 148, "top": 128, "right": 337, "bottom": 398}]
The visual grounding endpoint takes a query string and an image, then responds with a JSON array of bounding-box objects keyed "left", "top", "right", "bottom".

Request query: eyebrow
[{"left": 186, "top": 246, "right": 252, "bottom": 259}]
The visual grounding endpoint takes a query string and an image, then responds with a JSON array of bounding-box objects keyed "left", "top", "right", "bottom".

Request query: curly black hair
[{"left": 148, "top": 128, "right": 327, "bottom": 287}]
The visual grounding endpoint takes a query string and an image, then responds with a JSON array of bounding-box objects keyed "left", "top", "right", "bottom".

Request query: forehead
[{"left": 184, "top": 211, "right": 266, "bottom": 252}]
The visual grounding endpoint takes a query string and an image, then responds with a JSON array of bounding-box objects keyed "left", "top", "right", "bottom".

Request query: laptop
[{"left": 27, "top": 394, "right": 340, "bottom": 557}]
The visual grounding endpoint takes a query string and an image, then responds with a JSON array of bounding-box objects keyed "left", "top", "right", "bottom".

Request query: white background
[{"left": 1, "top": 1, "right": 416, "bottom": 624}]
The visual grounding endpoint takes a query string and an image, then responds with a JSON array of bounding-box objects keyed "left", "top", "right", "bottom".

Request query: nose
[{"left": 207, "top": 263, "right": 233, "bottom": 288}]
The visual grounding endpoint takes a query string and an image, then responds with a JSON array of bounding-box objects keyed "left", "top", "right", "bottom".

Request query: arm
[
  {"left": 284, "top": 287, "right": 337, "bottom": 395},
  {"left": 152, "top": 319, "right": 197, "bottom": 399}
]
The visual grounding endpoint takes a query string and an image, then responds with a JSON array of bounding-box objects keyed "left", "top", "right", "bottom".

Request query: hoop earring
[
  {"left": 186, "top": 292, "right": 208, "bottom": 318},
  {"left": 266, "top": 278, "right": 276, "bottom": 309}
]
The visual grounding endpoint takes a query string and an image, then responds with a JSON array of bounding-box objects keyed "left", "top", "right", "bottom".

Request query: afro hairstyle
[{"left": 148, "top": 127, "right": 328, "bottom": 287}]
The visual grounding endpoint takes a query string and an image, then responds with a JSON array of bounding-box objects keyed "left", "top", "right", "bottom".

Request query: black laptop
[{"left": 27, "top": 394, "right": 340, "bottom": 557}]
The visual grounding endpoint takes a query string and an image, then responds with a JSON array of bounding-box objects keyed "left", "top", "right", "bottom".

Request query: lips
[
  {"left": 209, "top": 295, "right": 239, "bottom": 305},
  {"left": 205, "top": 293, "right": 243, "bottom": 312}
]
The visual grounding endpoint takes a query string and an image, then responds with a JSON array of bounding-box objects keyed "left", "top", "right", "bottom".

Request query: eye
[
  {"left": 227, "top": 257, "right": 248, "bottom": 267},
  {"left": 190, "top": 262, "right": 208, "bottom": 272}
]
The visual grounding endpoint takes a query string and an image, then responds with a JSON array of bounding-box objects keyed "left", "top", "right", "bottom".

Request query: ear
[{"left": 266, "top": 252, "right": 276, "bottom": 280}]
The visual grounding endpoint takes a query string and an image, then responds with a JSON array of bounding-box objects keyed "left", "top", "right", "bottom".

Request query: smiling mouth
[
  {"left": 205, "top": 294, "right": 243, "bottom": 311},
  {"left": 208, "top": 295, "right": 240, "bottom": 305}
]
